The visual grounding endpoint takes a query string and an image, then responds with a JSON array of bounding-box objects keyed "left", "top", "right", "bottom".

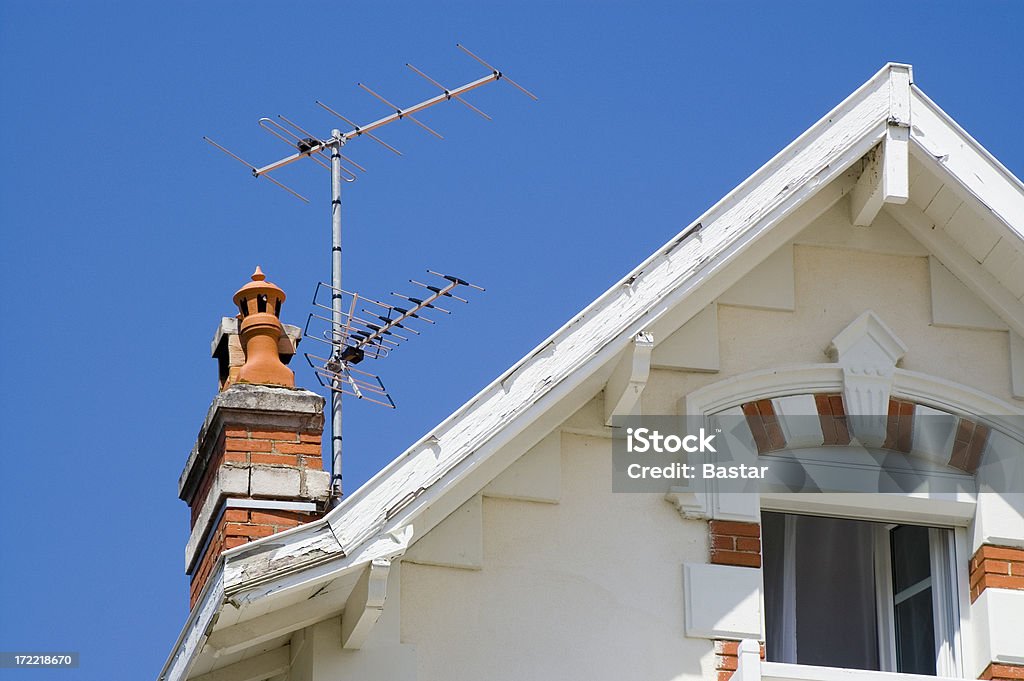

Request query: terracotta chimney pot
[{"left": 232, "top": 266, "right": 295, "bottom": 388}]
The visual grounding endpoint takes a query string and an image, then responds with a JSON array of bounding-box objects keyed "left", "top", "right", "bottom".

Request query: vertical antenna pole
[{"left": 330, "top": 130, "right": 344, "bottom": 499}]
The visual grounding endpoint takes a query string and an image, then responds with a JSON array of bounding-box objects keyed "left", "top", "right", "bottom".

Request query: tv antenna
[{"left": 203, "top": 44, "right": 536, "bottom": 499}]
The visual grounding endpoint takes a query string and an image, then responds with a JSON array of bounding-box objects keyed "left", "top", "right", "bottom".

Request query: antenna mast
[{"left": 204, "top": 45, "right": 536, "bottom": 501}]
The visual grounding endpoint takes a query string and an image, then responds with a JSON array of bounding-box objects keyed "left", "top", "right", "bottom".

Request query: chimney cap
[{"left": 232, "top": 266, "right": 286, "bottom": 309}]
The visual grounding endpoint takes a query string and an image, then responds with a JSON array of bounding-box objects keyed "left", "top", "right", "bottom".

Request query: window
[{"left": 762, "top": 512, "right": 960, "bottom": 676}]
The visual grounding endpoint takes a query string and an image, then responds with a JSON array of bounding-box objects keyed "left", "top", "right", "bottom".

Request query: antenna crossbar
[{"left": 253, "top": 72, "right": 500, "bottom": 177}]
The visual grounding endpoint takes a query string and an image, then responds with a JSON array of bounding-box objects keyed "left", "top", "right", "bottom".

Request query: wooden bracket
[
  {"left": 604, "top": 331, "right": 654, "bottom": 425},
  {"left": 340, "top": 558, "right": 391, "bottom": 649},
  {"left": 851, "top": 64, "right": 911, "bottom": 226}
]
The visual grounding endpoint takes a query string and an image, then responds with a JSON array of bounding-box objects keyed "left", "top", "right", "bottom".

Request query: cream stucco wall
[
  {"left": 644, "top": 204, "right": 1015, "bottom": 415},
  {"left": 401, "top": 433, "right": 712, "bottom": 681}
]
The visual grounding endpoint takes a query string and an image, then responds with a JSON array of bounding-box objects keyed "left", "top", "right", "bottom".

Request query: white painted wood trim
[
  {"left": 887, "top": 202, "right": 1024, "bottom": 338},
  {"left": 851, "top": 134, "right": 909, "bottom": 227},
  {"left": 604, "top": 332, "right": 654, "bottom": 424},
  {"left": 759, "top": 493, "right": 976, "bottom": 528},
  {"left": 205, "top": 590, "right": 346, "bottom": 658},
  {"left": 1011, "top": 332, "right": 1024, "bottom": 400},
  {"left": 873, "top": 525, "right": 898, "bottom": 672},
  {"left": 683, "top": 563, "right": 763, "bottom": 639},
  {"left": 190, "top": 646, "right": 290, "bottom": 681},
  {"left": 928, "top": 257, "right": 1009, "bottom": 331},
  {"left": 761, "top": 661, "right": 961, "bottom": 681},
  {"left": 737, "top": 639, "right": 764, "bottom": 681},
  {"left": 341, "top": 558, "right": 390, "bottom": 650},
  {"left": 909, "top": 86, "right": 1024, "bottom": 239},
  {"left": 930, "top": 527, "right": 962, "bottom": 677},
  {"left": 682, "top": 365, "right": 844, "bottom": 415},
  {"left": 851, "top": 64, "right": 911, "bottom": 227},
  {"left": 158, "top": 565, "right": 225, "bottom": 681}
]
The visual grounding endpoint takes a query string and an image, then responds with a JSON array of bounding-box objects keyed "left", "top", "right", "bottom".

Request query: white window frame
[
  {"left": 760, "top": 501, "right": 970, "bottom": 678},
  {"left": 873, "top": 524, "right": 962, "bottom": 676}
]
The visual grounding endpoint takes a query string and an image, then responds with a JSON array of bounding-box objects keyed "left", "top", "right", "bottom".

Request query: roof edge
[{"left": 315, "top": 62, "right": 902, "bottom": 532}]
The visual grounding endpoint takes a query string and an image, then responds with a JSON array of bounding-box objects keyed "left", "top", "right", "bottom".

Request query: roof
[{"left": 159, "top": 63, "right": 1024, "bottom": 680}]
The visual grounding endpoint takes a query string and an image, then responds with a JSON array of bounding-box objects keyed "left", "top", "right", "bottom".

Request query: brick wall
[
  {"left": 179, "top": 385, "right": 330, "bottom": 609},
  {"left": 187, "top": 420, "right": 326, "bottom": 605},
  {"left": 188, "top": 422, "right": 324, "bottom": 531},
  {"left": 969, "top": 544, "right": 1024, "bottom": 603},
  {"left": 189, "top": 506, "right": 321, "bottom": 607},
  {"left": 980, "top": 663, "right": 1024, "bottom": 681},
  {"left": 741, "top": 400, "right": 785, "bottom": 454},
  {"left": 709, "top": 520, "right": 761, "bottom": 568}
]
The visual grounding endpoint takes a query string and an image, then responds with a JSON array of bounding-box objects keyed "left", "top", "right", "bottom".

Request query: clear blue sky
[{"left": 0, "top": 1, "right": 1021, "bottom": 678}]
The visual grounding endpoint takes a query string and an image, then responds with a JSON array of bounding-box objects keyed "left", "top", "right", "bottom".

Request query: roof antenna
[{"left": 203, "top": 45, "right": 536, "bottom": 502}]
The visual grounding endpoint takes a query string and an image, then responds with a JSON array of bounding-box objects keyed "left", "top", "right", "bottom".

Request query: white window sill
[{"left": 760, "top": 661, "right": 961, "bottom": 681}]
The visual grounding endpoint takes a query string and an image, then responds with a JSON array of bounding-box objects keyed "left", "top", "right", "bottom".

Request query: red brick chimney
[{"left": 180, "top": 268, "right": 330, "bottom": 607}]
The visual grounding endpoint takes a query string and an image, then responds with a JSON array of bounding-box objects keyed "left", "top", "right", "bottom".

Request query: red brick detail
[
  {"left": 949, "top": 418, "right": 989, "bottom": 473},
  {"left": 187, "top": 420, "right": 326, "bottom": 605},
  {"left": 191, "top": 432, "right": 226, "bottom": 527},
  {"left": 969, "top": 544, "right": 1024, "bottom": 602},
  {"left": 189, "top": 424, "right": 324, "bottom": 529},
  {"left": 714, "top": 640, "right": 765, "bottom": 681},
  {"left": 980, "top": 662, "right": 1024, "bottom": 681},
  {"left": 741, "top": 400, "right": 786, "bottom": 454},
  {"left": 814, "top": 393, "right": 851, "bottom": 445},
  {"left": 882, "top": 398, "right": 915, "bottom": 453},
  {"left": 189, "top": 505, "right": 324, "bottom": 607},
  {"left": 710, "top": 520, "right": 761, "bottom": 568}
]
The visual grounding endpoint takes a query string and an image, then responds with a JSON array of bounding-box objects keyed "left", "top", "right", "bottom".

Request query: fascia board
[
  {"left": 157, "top": 563, "right": 225, "bottom": 681},
  {"left": 909, "top": 85, "right": 1024, "bottom": 241},
  {"left": 311, "top": 65, "right": 891, "bottom": 556}
]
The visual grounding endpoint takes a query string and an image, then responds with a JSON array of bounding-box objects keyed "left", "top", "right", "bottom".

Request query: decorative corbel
[
  {"left": 340, "top": 558, "right": 391, "bottom": 649},
  {"left": 828, "top": 310, "right": 908, "bottom": 447},
  {"left": 604, "top": 331, "right": 655, "bottom": 426}
]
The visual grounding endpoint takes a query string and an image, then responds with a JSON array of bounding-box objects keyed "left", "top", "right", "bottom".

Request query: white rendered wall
[
  {"left": 643, "top": 200, "right": 1016, "bottom": 414},
  {"left": 401, "top": 432, "right": 714, "bottom": 681}
]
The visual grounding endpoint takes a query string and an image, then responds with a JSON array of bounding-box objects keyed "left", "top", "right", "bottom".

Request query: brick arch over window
[
  {"left": 736, "top": 392, "right": 990, "bottom": 474},
  {"left": 679, "top": 364, "right": 1022, "bottom": 445}
]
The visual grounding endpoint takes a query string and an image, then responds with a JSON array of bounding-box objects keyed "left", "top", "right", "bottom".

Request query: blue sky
[{"left": 0, "top": 1, "right": 1021, "bottom": 678}]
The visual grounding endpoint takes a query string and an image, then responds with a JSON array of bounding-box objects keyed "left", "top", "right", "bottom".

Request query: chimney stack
[{"left": 180, "top": 268, "right": 331, "bottom": 607}]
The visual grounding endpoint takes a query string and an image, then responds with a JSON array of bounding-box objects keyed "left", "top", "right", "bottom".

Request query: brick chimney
[{"left": 180, "top": 268, "right": 331, "bottom": 607}]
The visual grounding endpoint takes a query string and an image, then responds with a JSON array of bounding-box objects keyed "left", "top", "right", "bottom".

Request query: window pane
[
  {"left": 894, "top": 588, "right": 936, "bottom": 675},
  {"left": 762, "top": 513, "right": 879, "bottom": 670},
  {"left": 762, "top": 512, "right": 790, "bottom": 663},
  {"left": 890, "top": 525, "right": 937, "bottom": 675},
  {"left": 891, "top": 525, "right": 931, "bottom": 593}
]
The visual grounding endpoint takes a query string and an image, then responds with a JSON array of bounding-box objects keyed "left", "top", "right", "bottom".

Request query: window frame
[{"left": 760, "top": 505, "right": 969, "bottom": 678}]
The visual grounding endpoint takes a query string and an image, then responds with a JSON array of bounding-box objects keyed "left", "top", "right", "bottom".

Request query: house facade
[{"left": 159, "top": 63, "right": 1024, "bottom": 681}]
